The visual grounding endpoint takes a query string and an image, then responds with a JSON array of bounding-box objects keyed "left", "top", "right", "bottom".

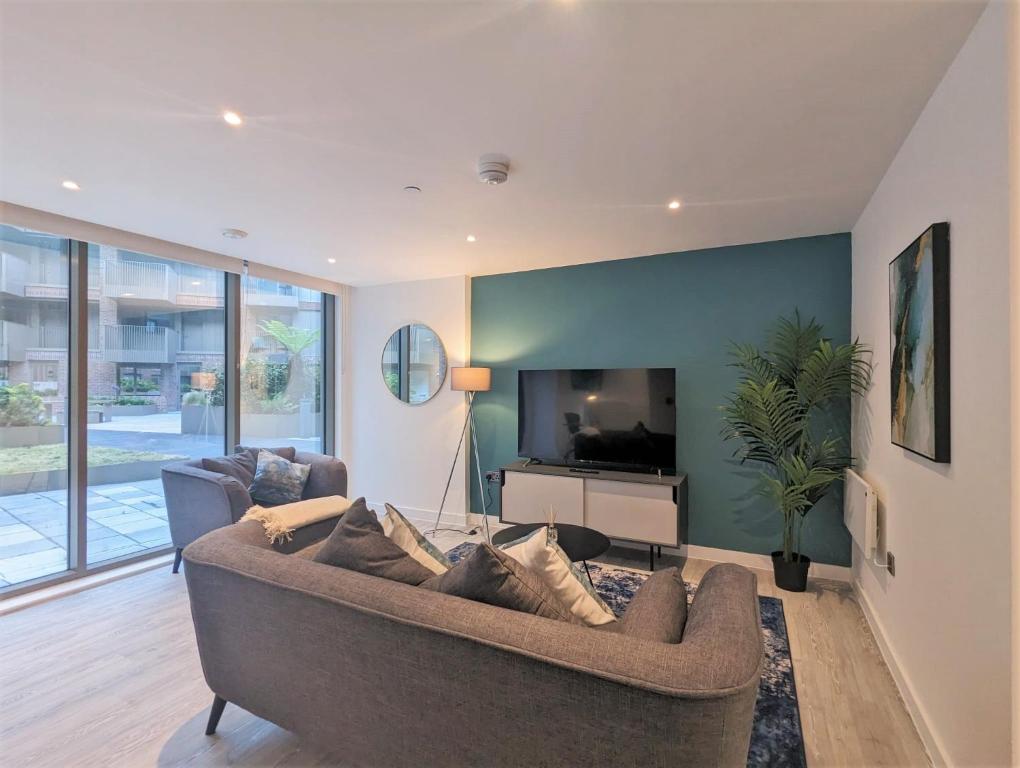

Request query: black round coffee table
[{"left": 491, "top": 523, "right": 611, "bottom": 584}]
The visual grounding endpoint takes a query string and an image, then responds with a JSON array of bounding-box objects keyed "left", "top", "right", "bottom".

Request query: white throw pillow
[
  {"left": 381, "top": 503, "right": 452, "bottom": 575},
  {"left": 500, "top": 526, "right": 616, "bottom": 626}
]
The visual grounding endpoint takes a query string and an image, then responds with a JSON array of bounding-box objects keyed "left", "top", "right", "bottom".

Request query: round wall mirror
[{"left": 381, "top": 323, "right": 448, "bottom": 405}]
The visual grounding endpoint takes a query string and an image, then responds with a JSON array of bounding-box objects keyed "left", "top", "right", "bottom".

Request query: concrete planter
[
  {"left": 181, "top": 404, "right": 225, "bottom": 435},
  {"left": 0, "top": 424, "right": 65, "bottom": 448},
  {"left": 109, "top": 404, "right": 160, "bottom": 417},
  {"left": 0, "top": 458, "right": 174, "bottom": 495}
]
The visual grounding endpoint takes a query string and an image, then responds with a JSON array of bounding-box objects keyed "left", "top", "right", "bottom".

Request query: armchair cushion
[
  {"left": 202, "top": 451, "right": 257, "bottom": 488},
  {"left": 236, "top": 445, "right": 297, "bottom": 463}
]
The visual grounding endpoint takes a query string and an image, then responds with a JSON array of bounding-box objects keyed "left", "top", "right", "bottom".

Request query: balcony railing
[
  {"left": 0, "top": 252, "right": 29, "bottom": 296},
  {"left": 244, "top": 278, "right": 299, "bottom": 308},
  {"left": 0, "top": 321, "right": 29, "bottom": 361},
  {"left": 103, "top": 325, "right": 179, "bottom": 363},
  {"left": 104, "top": 260, "right": 176, "bottom": 303}
]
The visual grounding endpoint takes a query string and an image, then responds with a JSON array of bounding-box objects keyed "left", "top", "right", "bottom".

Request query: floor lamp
[{"left": 431, "top": 366, "right": 492, "bottom": 542}]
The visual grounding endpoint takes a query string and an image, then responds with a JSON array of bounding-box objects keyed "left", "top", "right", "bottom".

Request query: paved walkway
[
  {"left": 0, "top": 479, "right": 170, "bottom": 586},
  {"left": 1, "top": 411, "right": 324, "bottom": 588}
]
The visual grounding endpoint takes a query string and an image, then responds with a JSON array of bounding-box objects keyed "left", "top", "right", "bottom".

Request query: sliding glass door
[
  {"left": 0, "top": 224, "right": 70, "bottom": 587},
  {"left": 85, "top": 247, "right": 227, "bottom": 565},
  {"left": 240, "top": 277, "right": 324, "bottom": 453},
  {"left": 0, "top": 223, "right": 337, "bottom": 596}
]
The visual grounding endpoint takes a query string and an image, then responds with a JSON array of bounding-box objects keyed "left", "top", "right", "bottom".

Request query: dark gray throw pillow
[
  {"left": 313, "top": 498, "right": 434, "bottom": 586},
  {"left": 611, "top": 566, "right": 687, "bottom": 643},
  {"left": 421, "top": 544, "right": 577, "bottom": 623},
  {"left": 202, "top": 451, "right": 257, "bottom": 488}
]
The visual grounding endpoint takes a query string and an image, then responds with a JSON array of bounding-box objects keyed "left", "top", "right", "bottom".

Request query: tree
[{"left": 257, "top": 320, "right": 320, "bottom": 404}]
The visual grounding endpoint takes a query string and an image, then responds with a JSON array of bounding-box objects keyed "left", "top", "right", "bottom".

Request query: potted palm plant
[{"left": 721, "top": 312, "right": 871, "bottom": 592}]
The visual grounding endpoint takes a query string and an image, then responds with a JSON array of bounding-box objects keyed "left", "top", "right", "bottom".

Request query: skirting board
[
  {"left": 0, "top": 552, "right": 174, "bottom": 616},
  {"left": 365, "top": 501, "right": 483, "bottom": 531},
  {"left": 613, "top": 540, "right": 852, "bottom": 582},
  {"left": 853, "top": 580, "right": 945, "bottom": 767}
]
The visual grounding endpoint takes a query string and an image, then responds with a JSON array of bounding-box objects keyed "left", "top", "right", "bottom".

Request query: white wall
[
  {"left": 850, "top": 4, "right": 1011, "bottom": 765},
  {"left": 347, "top": 276, "right": 470, "bottom": 523}
]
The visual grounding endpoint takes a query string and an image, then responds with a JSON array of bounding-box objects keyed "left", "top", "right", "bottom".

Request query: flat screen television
[{"left": 517, "top": 368, "right": 676, "bottom": 474}]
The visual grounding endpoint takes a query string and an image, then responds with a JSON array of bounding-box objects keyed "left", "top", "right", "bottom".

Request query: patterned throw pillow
[
  {"left": 500, "top": 526, "right": 617, "bottom": 626},
  {"left": 381, "top": 503, "right": 452, "bottom": 575},
  {"left": 248, "top": 449, "right": 311, "bottom": 506}
]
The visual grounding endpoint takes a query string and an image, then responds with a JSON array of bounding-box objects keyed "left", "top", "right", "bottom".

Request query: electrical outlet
[
  {"left": 886, "top": 551, "right": 896, "bottom": 577},
  {"left": 484, "top": 470, "right": 500, "bottom": 483}
]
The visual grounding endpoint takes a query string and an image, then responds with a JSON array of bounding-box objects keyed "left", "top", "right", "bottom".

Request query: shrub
[
  {"left": 0, "top": 384, "right": 47, "bottom": 427},
  {"left": 181, "top": 391, "right": 208, "bottom": 406},
  {"left": 113, "top": 396, "right": 152, "bottom": 406}
]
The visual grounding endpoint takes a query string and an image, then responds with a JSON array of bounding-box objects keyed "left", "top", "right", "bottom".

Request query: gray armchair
[{"left": 162, "top": 447, "right": 348, "bottom": 573}]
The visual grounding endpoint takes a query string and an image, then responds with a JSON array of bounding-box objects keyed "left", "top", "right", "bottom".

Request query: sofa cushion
[
  {"left": 313, "top": 498, "right": 434, "bottom": 585},
  {"left": 202, "top": 451, "right": 257, "bottom": 488},
  {"left": 610, "top": 567, "right": 687, "bottom": 643},
  {"left": 381, "top": 503, "right": 451, "bottom": 575},
  {"left": 500, "top": 526, "right": 616, "bottom": 626},
  {"left": 249, "top": 449, "right": 310, "bottom": 506},
  {"left": 420, "top": 543, "right": 577, "bottom": 623}
]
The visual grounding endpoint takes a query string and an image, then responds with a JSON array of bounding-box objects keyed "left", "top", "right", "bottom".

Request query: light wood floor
[{"left": 0, "top": 527, "right": 930, "bottom": 767}]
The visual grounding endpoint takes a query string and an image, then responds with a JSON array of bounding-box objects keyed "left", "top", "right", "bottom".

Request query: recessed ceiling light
[
  {"left": 221, "top": 228, "right": 248, "bottom": 239},
  {"left": 466, "top": 235, "right": 477, "bottom": 243},
  {"left": 222, "top": 111, "right": 243, "bottom": 126},
  {"left": 327, "top": 258, "right": 336, "bottom": 264},
  {"left": 61, "top": 180, "right": 80, "bottom": 191},
  {"left": 403, "top": 185, "right": 422, "bottom": 193},
  {"left": 668, "top": 200, "right": 681, "bottom": 210},
  {"left": 191, "top": 280, "right": 202, "bottom": 286},
  {"left": 121, "top": 292, "right": 135, "bottom": 298}
]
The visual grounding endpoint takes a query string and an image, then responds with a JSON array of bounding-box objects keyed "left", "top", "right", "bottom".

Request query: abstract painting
[{"left": 889, "top": 222, "right": 950, "bottom": 462}]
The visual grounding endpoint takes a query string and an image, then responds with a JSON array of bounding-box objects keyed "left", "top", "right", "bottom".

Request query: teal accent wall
[{"left": 469, "top": 234, "right": 853, "bottom": 566}]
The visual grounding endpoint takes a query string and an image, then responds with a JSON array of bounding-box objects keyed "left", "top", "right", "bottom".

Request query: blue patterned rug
[{"left": 446, "top": 543, "right": 806, "bottom": 768}]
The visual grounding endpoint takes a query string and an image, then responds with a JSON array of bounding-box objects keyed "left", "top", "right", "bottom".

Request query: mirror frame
[{"left": 380, "top": 321, "right": 448, "bottom": 406}]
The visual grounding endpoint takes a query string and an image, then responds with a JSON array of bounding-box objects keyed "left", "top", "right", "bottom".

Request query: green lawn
[{"left": 0, "top": 445, "right": 185, "bottom": 475}]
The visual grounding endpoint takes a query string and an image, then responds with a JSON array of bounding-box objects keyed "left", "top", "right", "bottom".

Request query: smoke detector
[{"left": 477, "top": 153, "right": 510, "bottom": 185}]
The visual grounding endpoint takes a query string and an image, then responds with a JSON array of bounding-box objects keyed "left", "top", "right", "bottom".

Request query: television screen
[{"left": 517, "top": 368, "right": 676, "bottom": 473}]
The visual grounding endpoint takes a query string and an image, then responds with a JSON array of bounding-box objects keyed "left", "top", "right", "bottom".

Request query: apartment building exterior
[{"left": 0, "top": 232, "right": 323, "bottom": 426}]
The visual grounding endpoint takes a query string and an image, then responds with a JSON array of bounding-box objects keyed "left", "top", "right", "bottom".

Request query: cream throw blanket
[{"left": 242, "top": 495, "right": 352, "bottom": 543}]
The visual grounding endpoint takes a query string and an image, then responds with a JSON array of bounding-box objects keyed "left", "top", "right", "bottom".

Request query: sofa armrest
[
  {"left": 609, "top": 567, "right": 688, "bottom": 643},
  {"left": 295, "top": 452, "right": 348, "bottom": 499},
  {"left": 161, "top": 465, "right": 253, "bottom": 548}
]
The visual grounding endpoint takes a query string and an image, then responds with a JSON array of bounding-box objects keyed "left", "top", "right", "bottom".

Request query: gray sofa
[
  {"left": 162, "top": 447, "right": 347, "bottom": 573},
  {"left": 183, "top": 519, "right": 764, "bottom": 766}
]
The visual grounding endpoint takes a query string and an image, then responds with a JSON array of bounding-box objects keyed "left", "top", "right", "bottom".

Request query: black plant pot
[{"left": 771, "top": 551, "right": 811, "bottom": 592}]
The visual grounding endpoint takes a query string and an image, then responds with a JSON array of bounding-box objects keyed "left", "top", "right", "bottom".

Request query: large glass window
[
  {"left": 240, "top": 276, "right": 324, "bottom": 452},
  {"left": 86, "top": 246, "right": 226, "bottom": 565},
  {"left": 0, "top": 225, "right": 336, "bottom": 594},
  {"left": 0, "top": 224, "right": 70, "bottom": 587}
]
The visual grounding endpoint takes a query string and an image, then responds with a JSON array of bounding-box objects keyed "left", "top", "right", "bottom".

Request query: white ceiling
[{"left": 0, "top": 1, "right": 984, "bottom": 286}]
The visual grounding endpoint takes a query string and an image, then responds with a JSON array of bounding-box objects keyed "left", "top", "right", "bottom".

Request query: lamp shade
[{"left": 451, "top": 367, "right": 491, "bottom": 392}]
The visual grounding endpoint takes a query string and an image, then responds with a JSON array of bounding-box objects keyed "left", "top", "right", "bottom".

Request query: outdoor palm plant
[
  {"left": 721, "top": 312, "right": 872, "bottom": 576},
  {"left": 257, "top": 320, "right": 320, "bottom": 403}
]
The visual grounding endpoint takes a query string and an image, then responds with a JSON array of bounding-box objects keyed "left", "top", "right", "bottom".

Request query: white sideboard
[{"left": 498, "top": 461, "right": 688, "bottom": 549}]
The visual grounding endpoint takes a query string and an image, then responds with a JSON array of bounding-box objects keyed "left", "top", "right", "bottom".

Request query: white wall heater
[{"left": 844, "top": 468, "right": 878, "bottom": 559}]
